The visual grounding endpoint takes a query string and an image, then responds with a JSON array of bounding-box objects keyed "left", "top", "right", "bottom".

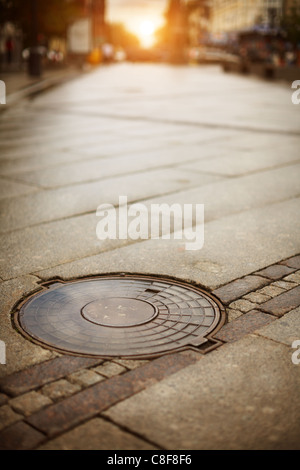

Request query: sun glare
[
  {"left": 138, "top": 20, "right": 156, "bottom": 48},
  {"left": 140, "top": 20, "right": 155, "bottom": 37},
  {"left": 107, "top": 1, "right": 165, "bottom": 49}
]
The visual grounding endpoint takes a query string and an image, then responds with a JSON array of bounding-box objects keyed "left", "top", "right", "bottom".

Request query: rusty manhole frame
[{"left": 13, "top": 273, "right": 226, "bottom": 360}]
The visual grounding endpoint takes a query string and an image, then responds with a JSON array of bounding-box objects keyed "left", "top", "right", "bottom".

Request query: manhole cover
[{"left": 14, "top": 275, "right": 225, "bottom": 359}]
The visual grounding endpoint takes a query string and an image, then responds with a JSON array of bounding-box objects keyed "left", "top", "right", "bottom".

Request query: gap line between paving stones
[
  {"left": 31, "top": 105, "right": 300, "bottom": 137},
  {"left": 1, "top": 188, "right": 298, "bottom": 240},
  {"left": 12, "top": 208, "right": 291, "bottom": 281},
  {"left": 96, "top": 414, "right": 163, "bottom": 450},
  {"left": 0, "top": 157, "right": 231, "bottom": 191}
]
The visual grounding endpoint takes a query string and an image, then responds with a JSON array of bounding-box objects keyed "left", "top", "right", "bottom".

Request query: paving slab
[
  {"left": 80, "top": 68, "right": 298, "bottom": 133},
  {"left": 104, "top": 335, "right": 300, "bottom": 450},
  {"left": 38, "top": 417, "right": 157, "bottom": 450},
  {"left": 0, "top": 116, "right": 114, "bottom": 149},
  {"left": 36, "top": 197, "right": 300, "bottom": 290},
  {"left": 8, "top": 144, "right": 226, "bottom": 189},
  {"left": 0, "top": 276, "right": 54, "bottom": 377},
  {"left": 257, "top": 307, "right": 300, "bottom": 346},
  {"left": 1, "top": 159, "right": 298, "bottom": 236},
  {"left": 0, "top": 213, "right": 129, "bottom": 279},
  {"left": 0, "top": 162, "right": 298, "bottom": 281},
  {"left": 0, "top": 177, "right": 38, "bottom": 199},
  {"left": 128, "top": 163, "right": 300, "bottom": 227},
  {"left": 0, "top": 167, "right": 220, "bottom": 233},
  {"left": 179, "top": 142, "right": 300, "bottom": 176},
  {"left": 0, "top": 420, "right": 45, "bottom": 450}
]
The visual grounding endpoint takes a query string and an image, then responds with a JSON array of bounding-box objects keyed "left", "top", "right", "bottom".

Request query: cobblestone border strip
[
  {"left": 0, "top": 351, "right": 199, "bottom": 450},
  {"left": 0, "top": 254, "right": 299, "bottom": 449},
  {"left": 212, "top": 255, "right": 300, "bottom": 342}
]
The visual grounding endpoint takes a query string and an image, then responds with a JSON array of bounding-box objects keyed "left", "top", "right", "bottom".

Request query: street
[{"left": 0, "top": 62, "right": 299, "bottom": 450}]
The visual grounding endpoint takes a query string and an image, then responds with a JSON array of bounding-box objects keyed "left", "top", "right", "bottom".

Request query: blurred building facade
[
  {"left": 88, "top": 0, "right": 106, "bottom": 47},
  {"left": 67, "top": 0, "right": 107, "bottom": 62},
  {"left": 284, "top": 0, "right": 300, "bottom": 14},
  {"left": 210, "top": 1, "right": 285, "bottom": 35},
  {"left": 186, "top": 1, "right": 212, "bottom": 47},
  {"left": 72, "top": 0, "right": 106, "bottom": 46},
  {"left": 184, "top": 0, "right": 300, "bottom": 42},
  {"left": 183, "top": 0, "right": 300, "bottom": 66}
]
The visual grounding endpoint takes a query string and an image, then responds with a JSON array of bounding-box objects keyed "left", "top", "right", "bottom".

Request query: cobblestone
[
  {"left": 113, "top": 359, "right": 150, "bottom": 370},
  {"left": 243, "top": 292, "right": 271, "bottom": 304},
  {"left": 256, "top": 285, "right": 286, "bottom": 298},
  {"left": 281, "top": 255, "right": 300, "bottom": 270},
  {"left": 229, "top": 299, "right": 257, "bottom": 313},
  {"left": 226, "top": 308, "right": 243, "bottom": 323},
  {"left": 10, "top": 391, "right": 52, "bottom": 417},
  {"left": 0, "top": 404, "right": 22, "bottom": 431},
  {"left": 92, "top": 362, "right": 128, "bottom": 378},
  {"left": 0, "top": 393, "right": 8, "bottom": 406},
  {"left": 212, "top": 275, "right": 269, "bottom": 304},
  {"left": 256, "top": 264, "right": 296, "bottom": 280},
  {"left": 0, "top": 355, "right": 102, "bottom": 396},
  {"left": 271, "top": 280, "right": 298, "bottom": 290},
  {"left": 27, "top": 353, "right": 198, "bottom": 438},
  {"left": 283, "top": 271, "right": 300, "bottom": 283},
  {"left": 67, "top": 369, "right": 105, "bottom": 387},
  {"left": 41, "top": 379, "right": 81, "bottom": 401},
  {"left": 258, "top": 286, "right": 300, "bottom": 317},
  {"left": 214, "top": 311, "right": 275, "bottom": 343}
]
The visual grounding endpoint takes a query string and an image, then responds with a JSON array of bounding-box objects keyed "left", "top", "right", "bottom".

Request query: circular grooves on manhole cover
[{"left": 14, "top": 275, "right": 225, "bottom": 359}]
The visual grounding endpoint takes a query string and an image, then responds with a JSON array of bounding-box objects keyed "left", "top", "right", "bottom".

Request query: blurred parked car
[{"left": 189, "top": 47, "right": 226, "bottom": 64}]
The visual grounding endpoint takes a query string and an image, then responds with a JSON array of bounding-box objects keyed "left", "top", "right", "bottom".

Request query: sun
[
  {"left": 140, "top": 20, "right": 155, "bottom": 37},
  {"left": 138, "top": 20, "right": 156, "bottom": 47}
]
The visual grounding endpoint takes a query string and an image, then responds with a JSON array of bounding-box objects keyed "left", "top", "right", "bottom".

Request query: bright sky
[{"left": 107, "top": 0, "right": 168, "bottom": 47}]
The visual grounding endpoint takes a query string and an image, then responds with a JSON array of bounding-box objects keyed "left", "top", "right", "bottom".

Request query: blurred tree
[
  {"left": 0, "top": 0, "right": 82, "bottom": 46},
  {"left": 107, "top": 23, "right": 140, "bottom": 49},
  {"left": 281, "top": 1, "right": 300, "bottom": 44},
  {"left": 165, "top": 0, "right": 188, "bottom": 62},
  {"left": 154, "top": 24, "right": 169, "bottom": 48}
]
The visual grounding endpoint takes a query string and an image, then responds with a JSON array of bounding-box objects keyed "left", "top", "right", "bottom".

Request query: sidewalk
[
  {"left": 0, "top": 63, "right": 299, "bottom": 450},
  {"left": 0, "top": 64, "right": 86, "bottom": 106}
]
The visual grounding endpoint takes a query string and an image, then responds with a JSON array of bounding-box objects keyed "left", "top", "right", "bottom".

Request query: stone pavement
[
  {"left": 0, "top": 63, "right": 299, "bottom": 450},
  {"left": 1, "top": 65, "right": 85, "bottom": 106}
]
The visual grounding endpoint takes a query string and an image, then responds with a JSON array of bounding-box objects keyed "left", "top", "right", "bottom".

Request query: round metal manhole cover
[{"left": 14, "top": 275, "right": 225, "bottom": 359}]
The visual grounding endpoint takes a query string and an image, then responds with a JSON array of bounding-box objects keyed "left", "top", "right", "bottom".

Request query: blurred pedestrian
[{"left": 5, "top": 36, "right": 14, "bottom": 64}]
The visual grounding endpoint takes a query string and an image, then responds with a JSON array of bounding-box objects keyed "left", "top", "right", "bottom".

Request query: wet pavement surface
[{"left": 0, "top": 63, "right": 299, "bottom": 450}]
